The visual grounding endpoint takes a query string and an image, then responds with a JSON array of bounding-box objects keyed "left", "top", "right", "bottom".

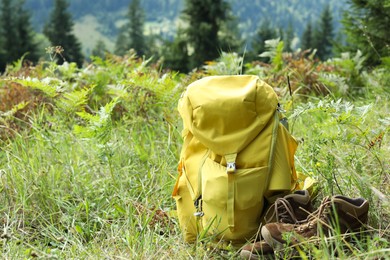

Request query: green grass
[{"left": 0, "top": 51, "right": 389, "bottom": 259}]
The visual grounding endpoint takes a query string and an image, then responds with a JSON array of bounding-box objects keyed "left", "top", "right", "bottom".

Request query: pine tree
[
  {"left": 313, "top": 5, "right": 334, "bottom": 60},
  {"left": 43, "top": 0, "right": 84, "bottom": 67},
  {"left": 0, "top": 0, "right": 39, "bottom": 70},
  {"left": 15, "top": 0, "right": 40, "bottom": 62},
  {"left": 283, "top": 23, "right": 294, "bottom": 53},
  {"left": 114, "top": 0, "right": 146, "bottom": 57},
  {"left": 0, "top": 0, "right": 16, "bottom": 70},
  {"left": 0, "top": 36, "right": 4, "bottom": 71},
  {"left": 342, "top": 0, "right": 390, "bottom": 66},
  {"left": 91, "top": 39, "right": 108, "bottom": 59},
  {"left": 128, "top": 0, "right": 146, "bottom": 56},
  {"left": 301, "top": 21, "right": 313, "bottom": 51},
  {"left": 251, "top": 19, "right": 278, "bottom": 61},
  {"left": 161, "top": 29, "right": 190, "bottom": 72},
  {"left": 218, "top": 10, "right": 241, "bottom": 53},
  {"left": 114, "top": 27, "right": 129, "bottom": 56},
  {"left": 182, "top": 0, "right": 231, "bottom": 68}
]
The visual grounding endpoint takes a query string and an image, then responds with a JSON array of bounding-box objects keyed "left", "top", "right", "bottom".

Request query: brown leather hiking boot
[
  {"left": 239, "top": 190, "right": 313, "bottom": 259},
  {"left": 264, "top": 190, "right": 313, "bottom": 224},
  {"left": 261, "top": 195, "right": 369, "bottom": 249}
]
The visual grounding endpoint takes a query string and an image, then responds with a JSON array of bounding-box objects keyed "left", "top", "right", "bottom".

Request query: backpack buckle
[
  {"left": 225, "top": 153, "right": 237, "bottom": 173},
  {"left": 227, "top": 162, "right": 236, "bottom": 172},
  {"left": 194, "top": 196, "right": 204, "bottom": 217},
  {"left": 194, "top": 211, "right": 204, "bottom": 217}
]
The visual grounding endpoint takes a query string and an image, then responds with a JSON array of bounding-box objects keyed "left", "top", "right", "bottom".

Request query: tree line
[
  {"left": 1, "top": 0, "right": 389, "bottom": 72},
  {"left": 0, "top": 0, "right": 83, "bottom": 70}
]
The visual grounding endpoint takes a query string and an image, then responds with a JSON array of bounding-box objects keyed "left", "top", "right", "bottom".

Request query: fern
[
  {"left": 203, "top": 52, "right": 244, "bottom": 75},
  {"left": 323, "top": 50, "right": 367, "bottom": 95},
  {"left": 318, "top": 73, "right": 349, "bottom": 96},
  {"left": 56, "top": 86, "right": 94, "bottom": 113},
  {"left": 12, "top": 77, "right": 60, "bottom": 98},
  {"left": 74, "top": 98, "right": 119, "bottom": 144},
  {"left": 0, "top": 101, "right": 29, "bottom": 120},
  {"left": 259, "top": 38, "right": 284, "bottom": 72},
  {"left": 107, "top": 84, "right": 131, "bottom": 100},
  {"left": 5, "top": 53, "right": 29, "bottom": 74},
  {"left": 57, "top": 62, "right": 79, "bottom": 80},
  {"left": 290, "top": 98, "right": 365, "bottom": 121}
]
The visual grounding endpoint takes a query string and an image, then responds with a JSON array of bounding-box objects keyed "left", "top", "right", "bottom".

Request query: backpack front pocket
[{"left": 201, "top": 158, "right": 269, "bottom": 241}]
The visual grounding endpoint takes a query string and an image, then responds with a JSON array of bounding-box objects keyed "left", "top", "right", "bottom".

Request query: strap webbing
[
  {"left": 197, "top": 149, "right": 211, "bottom": 200},
  {"left": 171, "top": 160, "right": 183, "bottom": 197},
  {"left": 225, "top": 153, "right": 237, "bottom": 230},
  {"left": 227, "top": 172, "right": 235, "bottom": 230},
  {"left": 264, "top": 111, "right": 280, "bottom": 195}
]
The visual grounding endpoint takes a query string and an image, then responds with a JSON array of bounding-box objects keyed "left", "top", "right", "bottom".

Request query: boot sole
[
  {"left": 261, "top": 226, "right": 285, "bottom": 251},
  {"left": 240, "top": 250, "right": 274, "bottom": 260},
  {"left": 239, "top": 250, "right": 261, "bottom": 260}
]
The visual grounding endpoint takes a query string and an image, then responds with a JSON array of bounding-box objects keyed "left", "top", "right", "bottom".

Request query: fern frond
[
  {"left": 74, "top": 98, "right": 119, "bottom": 144},
  {"left": 107, "top": 84, "right": 131, "bottom": 99},
  {"left": 12, "top": 77, "right": 60, "bottom": 98},
  {"left": 0, "top": 101, "right": 30, "bottom": 119},
  {"left": 203, "top": 52, "right": 244, "bottom": 75},
  {"left": 6, "top": 53, "right": 29, "bottom": 74},
  {"left": 56, "top": 86, "right": 94, "bottom": 113},
  {"left": 260, "top": 38, "right": 284, "bottom": 72}
]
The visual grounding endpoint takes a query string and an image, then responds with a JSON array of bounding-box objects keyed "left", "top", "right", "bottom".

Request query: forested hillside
[{"left": 26, "top": 0, "right": 347, "bottom": 49}]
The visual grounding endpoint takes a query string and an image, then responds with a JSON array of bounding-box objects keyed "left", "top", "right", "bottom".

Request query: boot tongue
[
  {"left": 284, "top": 190, "right": 311, "bottom": 205},
  {"left": 307, "top": 197, "right": 332, "bottom": 222}
]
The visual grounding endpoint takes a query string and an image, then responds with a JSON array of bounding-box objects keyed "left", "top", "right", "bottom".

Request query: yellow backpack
[{"left": 172, "top": 75, "right": 299, "bottom": 245}]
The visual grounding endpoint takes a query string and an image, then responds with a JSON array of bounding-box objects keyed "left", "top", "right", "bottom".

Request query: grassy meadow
[{"left": 0, "top": 49, "right": 389, "bottom": 259}]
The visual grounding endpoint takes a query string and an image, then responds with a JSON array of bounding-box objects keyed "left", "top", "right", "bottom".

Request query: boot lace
[
  {"left": 265, "top": 197, "right": 299, "bottom": 224},
  {"left": 297, "top": 196, "right": 332, "bottom": 233}
]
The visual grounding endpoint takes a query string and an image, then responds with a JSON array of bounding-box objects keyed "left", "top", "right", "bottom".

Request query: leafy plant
[
  {"left": 203, "top": 52, "right": 244, "bottom": 75},
  {"left": 74, "top": 97, "right": 119, "bottom": 144},
  {"left": 12, "top": 77, "right": 59, "bottom": 98},
  {"left": 259, "top": 38, "right": 284, "bottom": 72}
]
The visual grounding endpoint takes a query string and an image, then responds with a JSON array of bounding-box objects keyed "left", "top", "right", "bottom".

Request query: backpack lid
[{"left": 178, "top": 75, "right": 278, "bottom": 156}]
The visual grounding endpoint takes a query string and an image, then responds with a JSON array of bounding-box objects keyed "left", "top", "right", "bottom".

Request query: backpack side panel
[
  {"left": 266, "top": 123, "right": 298, "bottom": 196},
  {"left": 173, "top": 171, "right": 198, "bottom": 242}
]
